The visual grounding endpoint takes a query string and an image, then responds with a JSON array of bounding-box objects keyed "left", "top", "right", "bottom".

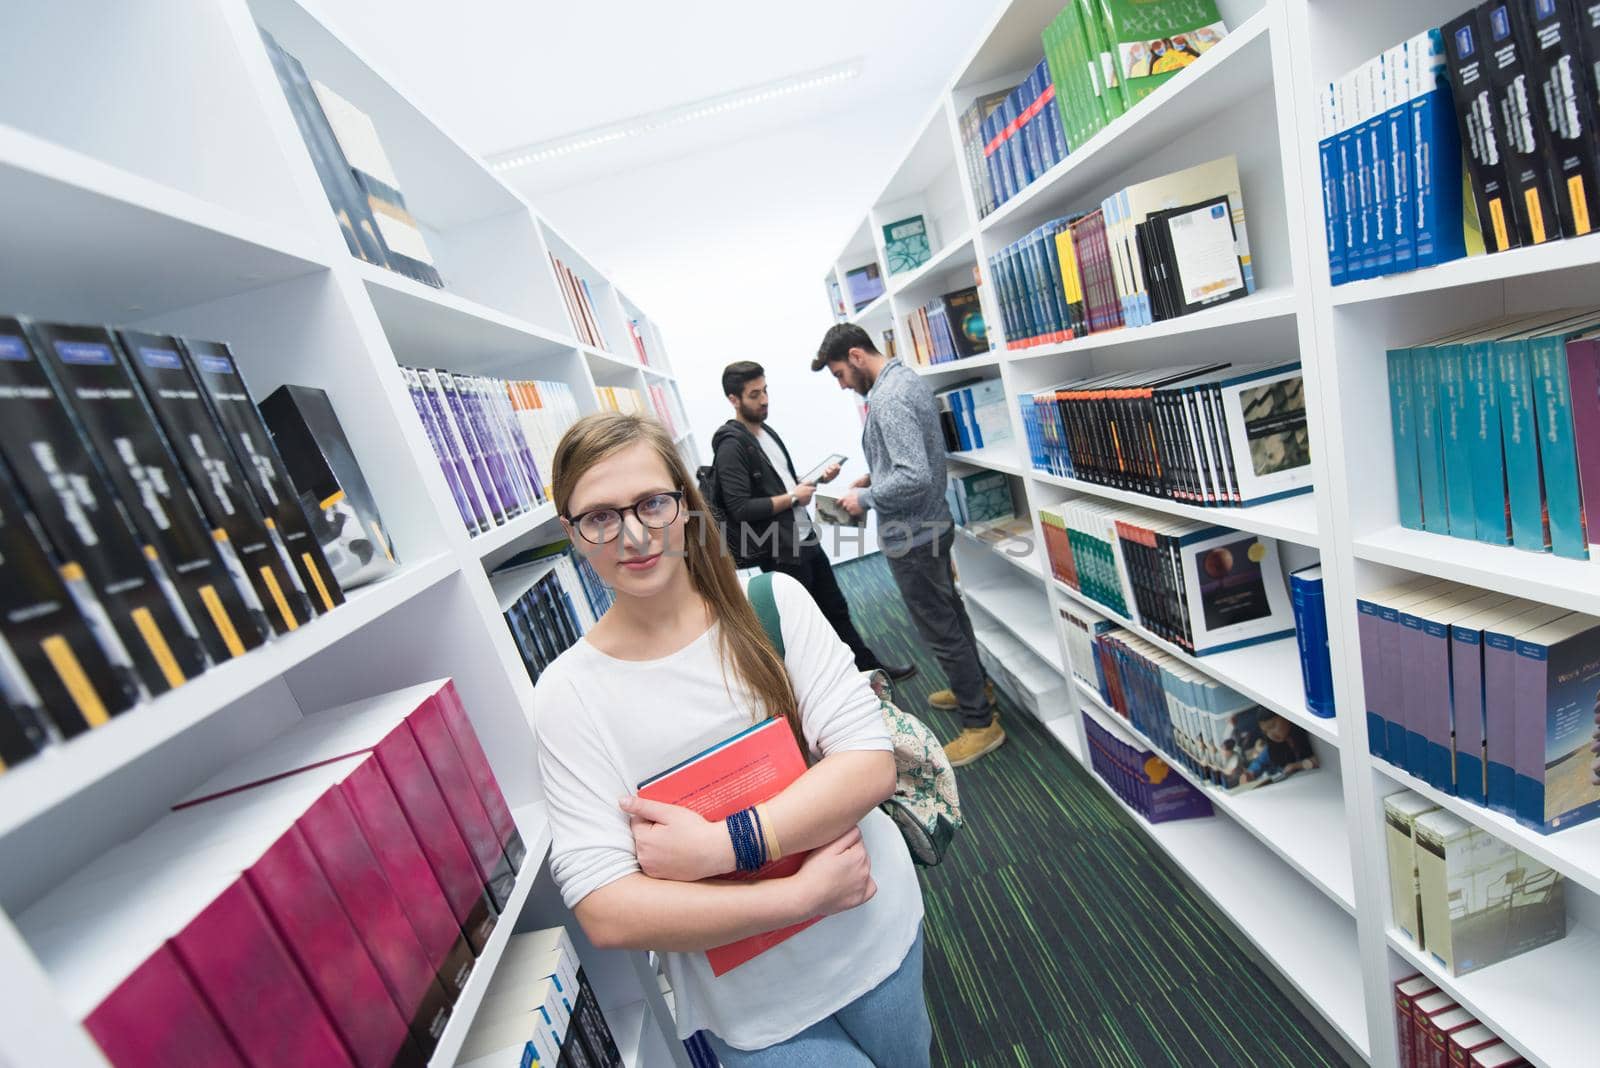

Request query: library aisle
[{"left": 832, "top": 556, "right": 1350, "bottom": 1067}]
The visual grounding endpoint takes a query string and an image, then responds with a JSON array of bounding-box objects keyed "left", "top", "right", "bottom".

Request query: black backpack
[{"left": 695, "top": 463, "right": 742, "bottom": 562}]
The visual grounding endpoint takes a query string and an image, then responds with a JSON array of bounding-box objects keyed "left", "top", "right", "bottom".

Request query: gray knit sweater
[{"left": 857, "top": 358, "right": 952, "bottom": 550}]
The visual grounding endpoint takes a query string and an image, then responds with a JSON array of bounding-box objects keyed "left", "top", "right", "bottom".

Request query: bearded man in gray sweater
[{"left": 813, "top": 323, "right": 1004, "bottom": 767}]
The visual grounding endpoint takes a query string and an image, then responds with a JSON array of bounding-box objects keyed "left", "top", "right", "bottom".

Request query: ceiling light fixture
[{"left": 488, "top": 58, "right": 863, "bottom": 171}]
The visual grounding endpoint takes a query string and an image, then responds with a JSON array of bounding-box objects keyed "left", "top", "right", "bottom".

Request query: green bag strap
[{"left": 748, "top": 572, "right": 785, "bottom": 658}]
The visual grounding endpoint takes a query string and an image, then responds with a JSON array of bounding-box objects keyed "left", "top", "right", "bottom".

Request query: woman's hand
[
  {"left": 791, "top": 826, "right": 875, "bottom": 917},
  {"left": 620, "top": 797, "right": 734, "bottom": 882}
]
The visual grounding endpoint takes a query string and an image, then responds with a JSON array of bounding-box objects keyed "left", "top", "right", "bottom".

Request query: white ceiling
[{"left": 313, "top": 0, "right": 1002, "bottom": 195}]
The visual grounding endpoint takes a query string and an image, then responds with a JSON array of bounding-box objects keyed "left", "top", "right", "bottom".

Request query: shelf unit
[
  {"left": 0, "top": 1, "right": 694, "bottom": 1065},
  {"left": 823, "top": 0, "right": 1600, "bottom": 1062}
]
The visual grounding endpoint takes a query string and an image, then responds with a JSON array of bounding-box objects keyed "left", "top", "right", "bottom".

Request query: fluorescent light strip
[{"left": 489, "top": 59, "right": 863, "bottom": 171}]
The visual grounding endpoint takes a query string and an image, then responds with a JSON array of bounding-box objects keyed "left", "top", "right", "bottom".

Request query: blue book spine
[
  {"left": 1465, "top": 341, "right": 1511, "bottom": 544},
  {"left": 1399, "top": 610, "right": 1431, "bottom": 775},
  {"left": 1451, "top": 622, "right": 1487, "bottom": 805},
  {"left": 1497, "top": 341, "right": 1549, "bottom": 550},
  {"left": 1290, "top": 573, "right": 1318, "bottom": 711},
  {"left": 1337, "top": 123, "right": 1365, "bottom": 280},
  {"left": 1309, "top": 582, "right": 1335, "bottom": 716},
  {"left": 1321, "top": 131, "right": 1346, "bottom": 285},
  {"left": 1437, "top": 344, "right": 1477, "bottom": 537},
  {"left": 1387, "top": 100, "right": 1415, "bottom": 272},
  {"left": 1381, "top": 605, "right": 1410, "bottom": 759},
  {"left": 1512, "top": 635, "right": 1547, "bottom": 827},
  {"left": 1370, "top": 110, "right": 1395, "bottom": 273},
  {"left": 1388, "top": 347, "right": 1425, "bottom": 530},
  {"left": 1421, "top": 617, "right": 1455, "bottom": 790},
  {"left": 1411, "top": 85, "right": 1467, "bottom": 268},
  {"left": 1412, "top": 348, "right": 1450, "bottom": 533},
  {"left": 1529, "top": 334, "right": 1589, "bottom": 559}
]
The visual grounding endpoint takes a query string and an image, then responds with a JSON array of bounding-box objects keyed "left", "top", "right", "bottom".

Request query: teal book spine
[
  {"left": 1436, "top": 344, "right": 1477, "bottom": 537},
  {"left": 1414, "top": 348, "right": 1450, "bottom": 533},
  {"left": 1496, "top": 342, "right": 1550, "bottom": 550},
  {"left": 1388, "top": 348, "right": 1425, "bottom": 529},
  {"left": 1529, "top": 335, "right": 1589, "bottom": 559},
  {"left": 1465, "top": 340, "right": 1511, "bottom": 544}
]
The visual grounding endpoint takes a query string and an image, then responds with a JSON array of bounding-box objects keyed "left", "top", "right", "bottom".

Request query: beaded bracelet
[{"left": 725, "top": 808, "right": 766, "bottom": 872}]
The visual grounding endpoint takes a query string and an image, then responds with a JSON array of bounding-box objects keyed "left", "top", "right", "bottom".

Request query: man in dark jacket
[{"left": 712, "top": 361, "right": 913, "bottom": 681}]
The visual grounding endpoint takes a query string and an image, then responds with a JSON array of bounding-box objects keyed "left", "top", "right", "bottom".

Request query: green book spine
[
  {"left": 1081, "top": 0, "right": 1124, "bottom": 123},
  {"left": 1413, "top": 346, "right": 1450, "bottom": 534},
  {"left": 1496, "top": 340, "right": 1550, "bottom": 550},
  {"left": 1436, "top": 343, "right": 1477, "bottom": 538},
  {"left": 1387, "top": 348, "right": 1425, "bottom": 530},
  {"left": 1530, "top": 334, "right": 1589, "bottom": 558}
]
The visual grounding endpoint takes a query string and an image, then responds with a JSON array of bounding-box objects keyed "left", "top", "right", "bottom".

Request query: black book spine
[
  {"left": 1445, "top": 8, "right": 1527, "bottom": 250},
  {"left": 1483, "top": 0, "right": 1564, "bottom": 243},
  {"left": 1205, "top": 385, "right": 1242, "bottom": 505},
  {"left": 572, "top": 969, "right": 624, "bottom": 1068},
  {"left": 1183, "top": 389, "right": 1216, "bottom": 504},
  {"left": 1525, "top": 0, "right": 1600, "bottom": 237},
  {"left": 0, "top": 691, "right": 45, "bottom": 771}
]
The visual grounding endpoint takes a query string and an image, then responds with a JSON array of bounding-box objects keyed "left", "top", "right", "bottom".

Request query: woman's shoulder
[{"left": 529, "top": 644, "right": 590, "bottom": 732}]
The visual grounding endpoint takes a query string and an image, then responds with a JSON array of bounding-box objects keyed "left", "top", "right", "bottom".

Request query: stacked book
[
  {"left": 551, "top": 255, "right": 609, "bottom": 350},
  {"left": 987, "top": 156, "right": 1254, "bottom": 350},
  {"left": 595, "top": 386, "right": 646, "bottom": 416},
  {"left": 20, "top": 680, "right": 526, "bottom": 1068},
  {"left": 0, "top": 318, "right": 360, "bottom": 777},
  {"left": 1082, "top": 713, "right": 1214, "bottom": 823},
  {"left": 260, "top": 31, "right": 442, "bottom": 287},
  {"left": 457, "top": 927, "right": 623, "bottom": 1068},
  {"left": 1386, "top": 789, "right": 1564, "bottom": 979},
  {"left": 1044, "top": 0, "right": 1229, "bottom": 154},
  {"left": 1091, "top": 626, "right": 1323, "bottom": 788},
  {"left": 401, "top": 368, "right": 552, "bottom": 537},
  {"left": 1388, "top": 308, "right": 1600, "bottom": 560},
  {"left": 1357, "top": 577, "right": 1600, "bottom": 834},
  {"left": 905, "top": 285, "right": 990, "bottom": 366},
  {"left": 1041, "top": 500, "right": 1297, "bottom": 656},
  {"left": 1019, "top": 360, "right": 1311, "bottom": 507},
  {"left": 1393, "top": 976, "right": 1527, "bottom": 1067},
  {"left": 493, "top": 542, "right": 611, "bottom": 685},
  {"left": 934, "top": 377, "right": 1013, "bottom": 452},
  {"left": 1318, "top": 28, "right": 1465, "bottom": 284}
]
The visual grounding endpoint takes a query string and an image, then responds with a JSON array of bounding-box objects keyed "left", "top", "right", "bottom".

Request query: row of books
[
  {"left": 261, "top": 31, "right": 442, "bottom": 288},
  {"left": 494, "top": 543, "right": 611, "bottom": 686},
  {"left": 1445, "top": 1, "right": 1600, "bottom": 257},
  {"left": 987, "top": 156, "right": 1254, "bottom": 350},
  {"left": 904, "top": 285, "right": 990, "bottom": 366},
  {"left": 1041, "top": 501, "right": 1298, "bottom": 657},
  {"left": 1386, "top": 787, "right": 1564, "bottom": 978},
  {"left": 1082, "top": 712, "right": 1214, "bottom": 823},
  {"left": 1387, "top": 308, "right": 1600, "bottom": 560},
  {"left": 400, "top": 368, "right": 553, "bottom": 538},
  {"left": 0, "top": 318, "right": 382, "bottom": 775},
  {"left": 1317, "top": 29, "right": 1466, "bottom": 285},
  {"left": 551, "top": 254, "right": 610, "bottom": 351},
  {"left": 1393, "top": 976, "right": 1527, "bottom": 1067},
  {"left": 24, "top": 679, "right": 526, "bottom": 1068},
  {"left": 935, "top": 377, "right": 1013, "bottom": 453},
  {"left": 457, "top": 928, "right": 622, "bottom": 1068},
  {"left": 1068, "top": 605, "right": 1323, "bottom": 792},
  {"left": 975, "top": 57, "right": 1071, "bottom": 213},
  {"left": 1289, "top": 565, "right": 1336, "bottom": 718},
  {"left": 1018, "top": 360, "right": 1312, "bottom": 507},
  {"left": 595, "top": 386, "right": 646, "bottom": 415},
  {"left": 946, "top": 470, "right": 1016, "bottom": 531},
  {"left": 648, "top": 383, "right": 684, "bottom": 438},
  {"left": 1358, "top": 576, "right": 1600, "bottom": 834}
]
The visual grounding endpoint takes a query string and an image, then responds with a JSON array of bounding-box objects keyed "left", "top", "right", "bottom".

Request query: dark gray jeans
[{"left": 884, "top": 529, "right": 992, "bottom": 729}]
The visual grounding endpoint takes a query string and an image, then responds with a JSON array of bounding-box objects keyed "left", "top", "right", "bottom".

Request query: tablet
[{"left": 797, "top": 453, "right": 848, "bottom": 485}]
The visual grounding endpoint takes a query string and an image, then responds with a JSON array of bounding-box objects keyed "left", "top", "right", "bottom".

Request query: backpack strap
[{"left": 748, "top": 572, "right": 785, "bottom": 658}]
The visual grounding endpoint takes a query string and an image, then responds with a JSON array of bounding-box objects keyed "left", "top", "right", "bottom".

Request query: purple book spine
[
  {"left": 1379, "top": 606, "right": 1409, "bottom": 762},
  {"left": 1420, "top": 617, "right": 1455, "bottom": 791},
  {"left": 1513, "top": 637, "right": 1551, "bottom": 828},
  {"left": 457, "top": 377, "right": 522, "bottom": 516},
  {"left": 1565, "top": 338, "right": 1600, "bottom": 551},
  {"left": 1484, "top": 629, "right": 1521, "bottom": 813},
  {"left": 420, "top": 371, "right": 496, "bottom": 526},
  {"left": 1398, "top": 610, "right": 1431, "bottom": 776},
  {"left": 1450, "top": 624, "right": 1488, "bottom": 805},
  {"left": 437, "top": 373, "right": 506, "bottom": 523},
  {"left": 406, "top": 371, "right": 481, "bottom": 533},
  {"left": 484, "top": 380, "right": 540, "bottom": 505},
  {"left": 1357, "top": 599, "right": 1386, "bottom": 759}
]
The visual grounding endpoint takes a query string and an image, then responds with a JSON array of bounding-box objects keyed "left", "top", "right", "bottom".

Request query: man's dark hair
[
  {"left": 722, "top": 360, "right": 765, "bottom": 399},
  {"left": 812, "top": 323, "right": 878, "bottom": 372}
]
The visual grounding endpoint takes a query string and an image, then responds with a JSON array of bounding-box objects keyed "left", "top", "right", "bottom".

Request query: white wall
[{"left": 536, "top": 99, "right": 935, "bottom": 559}]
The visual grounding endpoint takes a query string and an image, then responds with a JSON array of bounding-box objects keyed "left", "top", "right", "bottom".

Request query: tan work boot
[
  {"left": 928, "top": 680, "right": 996, "bottom": 711},
  {"left": 943, "top": 718, "right": 1006, "bottom": 767}
]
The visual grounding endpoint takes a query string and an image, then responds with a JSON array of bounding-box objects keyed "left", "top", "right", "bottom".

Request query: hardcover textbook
[
  {"left": 636, "top": 717, "right": 818, "bottom": 975},
  {"left": 882, "top": 215, "right": 932, "bottom": 274}
]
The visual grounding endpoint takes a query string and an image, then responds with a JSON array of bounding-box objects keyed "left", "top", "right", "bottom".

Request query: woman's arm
[{"left": 576, "top": 827, "right": 875, "bottom": 952}]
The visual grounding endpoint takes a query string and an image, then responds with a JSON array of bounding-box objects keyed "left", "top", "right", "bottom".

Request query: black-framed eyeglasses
[{"left": 563, "top": 491, "right": 684, "bottom": 544}]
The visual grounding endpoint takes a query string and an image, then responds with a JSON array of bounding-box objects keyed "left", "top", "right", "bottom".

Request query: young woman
[{"left": 533, "top": 412, "right": 930, "bottom": 1067}]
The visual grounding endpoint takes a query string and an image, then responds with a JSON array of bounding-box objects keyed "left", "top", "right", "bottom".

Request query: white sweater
[{"left": 532, "top": 572, "right": 923, "bottom": 1049}]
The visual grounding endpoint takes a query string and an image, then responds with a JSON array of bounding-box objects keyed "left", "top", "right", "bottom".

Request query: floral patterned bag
[{"left": 749, "top": 573, "right": 962, "bottom": 866}]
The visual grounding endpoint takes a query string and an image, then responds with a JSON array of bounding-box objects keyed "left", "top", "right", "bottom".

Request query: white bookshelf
[
  {"left": 823, "top": 0, "right": 1600, "bottom": 1062},
  {"left": 0, "top": 1, "right": 694, "bottom": 1065}
]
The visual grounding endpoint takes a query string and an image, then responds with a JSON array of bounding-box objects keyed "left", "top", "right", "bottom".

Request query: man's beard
[{"left": 741, "top": 403, "right": 767, "bottom": 423}]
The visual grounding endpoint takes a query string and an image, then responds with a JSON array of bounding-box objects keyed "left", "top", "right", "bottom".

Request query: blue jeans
[{"left": 704, "top": 927, "right": 931, "bottom": 1067}]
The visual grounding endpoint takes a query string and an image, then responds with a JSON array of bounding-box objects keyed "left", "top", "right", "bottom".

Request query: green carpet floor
[{"left": 832, "top": 553, "right": 1350, "bottom": 1068}]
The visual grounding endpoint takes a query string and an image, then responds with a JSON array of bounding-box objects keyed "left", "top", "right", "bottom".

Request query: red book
[
  {"left": 84, "top": 946, "right": 248, "bottom": 1068},
  {"left": 1426, "top": 1007, "right": 1476, "bottom": 1068},
  {"left": 1392, "top": 975, "right": 1438, "bottom": 1068},
  {"left": 1410, "top": 992, "right": 1458, "bottom": 1068},
  {"left": 1448, "top": 1024, "right": 1501, "bottom": 1066},
  {"left": 433, "top": 681, "right": 527, "bottom": 869},
  {"left": 637, "top": 717, "right": 817, "bottom": 976},
  {"left": 406, "top": 695, "right": 517, "bottom": 905}
]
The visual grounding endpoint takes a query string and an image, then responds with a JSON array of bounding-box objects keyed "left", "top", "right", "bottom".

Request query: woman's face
[{"left": 563, "top": 440, "right": 688, "bottom": 599}]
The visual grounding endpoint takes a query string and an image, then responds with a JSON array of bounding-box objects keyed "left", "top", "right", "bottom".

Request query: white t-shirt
[
  {"left": 756, "top": 427, "right": 816, "bottom": 541},
  {"left": 532, "top": 573, "right": 923, "bottom": 1050}
]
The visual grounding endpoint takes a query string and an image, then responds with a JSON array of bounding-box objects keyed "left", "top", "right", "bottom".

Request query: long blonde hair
[{"left": 552, "top": 413, "right": 804, "bottom": 751}]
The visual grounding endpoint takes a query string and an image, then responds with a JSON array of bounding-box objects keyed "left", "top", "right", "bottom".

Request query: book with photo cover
[
  {"left": 1102, "top": 0, "right": 1228, "bottom": 109},
  {"left": 32, "top": 322, "right": 268, "bottom": 665},
  {"left": 940, "top": 286, "right": 990, "bottom": 357},
  {"left": 814, "top": 494, "right": 865, "bottom": 528},
  {"left": 844, "top": 262, "right": 886, "bottom": 311},
  {"left": 1206, "top": 704, "right": 1319, "bottom": 793},
  {"left": 0, "top": 320, "right": 195, "bottom": 702},
  {"left": 882, "top": 215, "right": 932, "bottom": 274},
  {"left": 1179, "top": 527, "right": 1295, "bottom": 654},
  {"left": 637, "top": 717, "right": 818, "bottom": 975}
]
